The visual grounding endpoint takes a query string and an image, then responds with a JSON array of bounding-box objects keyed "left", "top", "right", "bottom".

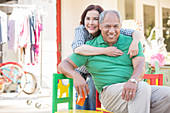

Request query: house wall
[{"left": 61, "top": 0, "right": 118, "bottom": 59}]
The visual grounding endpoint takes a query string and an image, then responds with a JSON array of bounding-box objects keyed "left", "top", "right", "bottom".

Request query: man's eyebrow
[
  {"left": 103, "top": 23, "right": 110, "bottom": 26},
  {"left": 113, "top": 23, "right": 120, "bottom": 26}
]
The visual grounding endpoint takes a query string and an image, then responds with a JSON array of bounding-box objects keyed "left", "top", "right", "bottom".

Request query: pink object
[{"left": 150, "top": 54, "right": 166, "bottom": 67}]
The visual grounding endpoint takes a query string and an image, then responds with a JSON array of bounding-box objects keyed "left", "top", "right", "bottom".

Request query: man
[{"left": 58, "top": 10, "right": 170, "bottom": 113}]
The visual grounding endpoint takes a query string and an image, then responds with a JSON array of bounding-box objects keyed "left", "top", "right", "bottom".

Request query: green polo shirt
[{"left": 69, "top": 34, "right": 144, "bottom": 93}]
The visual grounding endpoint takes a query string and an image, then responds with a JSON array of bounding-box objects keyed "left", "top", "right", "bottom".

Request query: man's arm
[
  {"left": 58, "top": 58, "right": 89, "bottom": 97},
  {"left": 122, "top": 56, "right": 145, "bottom": 101}
]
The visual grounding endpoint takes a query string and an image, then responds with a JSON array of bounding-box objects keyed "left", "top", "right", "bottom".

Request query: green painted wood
[{"left": 52, "top": 73, "right": 73, "bottom": 113}]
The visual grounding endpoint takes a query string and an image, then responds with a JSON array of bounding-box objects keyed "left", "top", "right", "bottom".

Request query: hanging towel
[{"left": 0, "top": 17, "right": 2, "bottom": 43}]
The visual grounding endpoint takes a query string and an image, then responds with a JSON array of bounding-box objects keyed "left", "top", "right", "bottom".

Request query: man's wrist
[{"left": 129, "top": 78, "right": 138, "bottom": 84}]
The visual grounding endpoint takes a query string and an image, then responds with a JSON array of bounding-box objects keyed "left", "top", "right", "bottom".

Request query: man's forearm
[
  {"left": 131, "top": 57, "right": 145, "bottom": 82},
  {"left": 58, "top": 58, "right": 89, "bottom": 97},
  {"left": 58, "top": 59, "right": 79, "bottom": 79}
]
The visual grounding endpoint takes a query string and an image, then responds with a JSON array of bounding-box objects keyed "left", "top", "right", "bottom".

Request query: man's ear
[
  {"left": 99, "top": 24, "right": 102, "bottom": 30},
  {"left": 120, "top": 23, "right": 122, "bottom": 28}
]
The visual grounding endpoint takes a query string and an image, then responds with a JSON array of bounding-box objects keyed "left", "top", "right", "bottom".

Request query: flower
[{"left": 150, "top": 53, "right": 166, "bottom": 67}]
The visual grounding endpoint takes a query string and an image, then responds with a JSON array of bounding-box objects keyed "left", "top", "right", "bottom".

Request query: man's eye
[
  {"left": 104, "top": 26, "right": 110, "bottom": 29},
  {"left": 94, "top": 18, "right": 99, "bottom": 20},
  {"left": 114, "top": 26, "right": 120, "bottom": 29}
]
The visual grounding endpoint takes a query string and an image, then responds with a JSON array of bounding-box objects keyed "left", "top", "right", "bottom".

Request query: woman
[{"left": 72, "top": 5, "right": 142, "bottom": 110}]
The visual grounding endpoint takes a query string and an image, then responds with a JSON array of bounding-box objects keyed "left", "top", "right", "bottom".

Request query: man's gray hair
[{"left": 99, "top": 10, "right": 122, "bottom": 24}]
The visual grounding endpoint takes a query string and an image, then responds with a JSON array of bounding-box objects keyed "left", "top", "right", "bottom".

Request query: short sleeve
[
  {"left": 71, "top": 26, "right": 89, "bottom": 51},
  {"left": 120, "top": 28, "right": 135, "bottom": 37},
  {"left": 69, "top": 53, "right": 89, "bottom": 67}
]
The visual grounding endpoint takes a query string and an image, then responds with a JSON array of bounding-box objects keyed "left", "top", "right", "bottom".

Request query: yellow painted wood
[
  {"left": 96, "top": 108, "right": 113, "bottom": 113},
  {"left": 55, "top": 110, "right": 103, "bottom": 113},
  {"left": 58, "top": 79, "right": 70, "bottom": 98}
]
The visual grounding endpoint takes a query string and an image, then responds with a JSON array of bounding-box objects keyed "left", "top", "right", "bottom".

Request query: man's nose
[{"left": 109, "top": 27, "right": 115, "bottom": 33}]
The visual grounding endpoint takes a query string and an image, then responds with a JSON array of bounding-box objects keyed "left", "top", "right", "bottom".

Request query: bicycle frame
[{"left": 0, "top": 67, "right": 24, "bottom": 84}]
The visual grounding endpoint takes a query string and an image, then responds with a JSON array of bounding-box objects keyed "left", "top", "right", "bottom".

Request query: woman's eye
[{"left": 86, "top": 17, "right": 90, "bottom": 20}]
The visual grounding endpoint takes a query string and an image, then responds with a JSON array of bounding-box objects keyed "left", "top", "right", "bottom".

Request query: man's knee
[{"left": 137, "top": 81, "right": 151, "bottom": 96}]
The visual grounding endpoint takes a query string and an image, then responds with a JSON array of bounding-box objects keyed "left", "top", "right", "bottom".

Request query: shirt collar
[{"left": 97, "top": 34, "right": 125, "bottom": 45}]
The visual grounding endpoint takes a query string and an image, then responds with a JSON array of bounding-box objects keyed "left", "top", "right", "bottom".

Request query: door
[
  {"left": 141, "top": 0, "right": 159, "bottom": 39},
  {"left": 160, "top": 3, "right": 170, "bottom": 63}
]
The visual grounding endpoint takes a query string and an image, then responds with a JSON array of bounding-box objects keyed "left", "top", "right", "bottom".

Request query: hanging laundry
[
  {"left": 7, "top": 7, "right": 43, "bottom": 65},
  {"left": 0, "top": 10, "right": 7, "bottom": 44}
]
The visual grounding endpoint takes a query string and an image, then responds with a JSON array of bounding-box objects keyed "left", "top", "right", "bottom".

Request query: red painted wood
[
  {"left": 56, "top": 0, "right": 61, "bottom": 73},
  {"left": 96, "top": 74, "right": 163, "bottom": 111},
  {"left": 143, "top": 74, "right": 163, "bottom": 86},
  {"left": 96, "top": 90, "right": 101, "bottom": 108}
]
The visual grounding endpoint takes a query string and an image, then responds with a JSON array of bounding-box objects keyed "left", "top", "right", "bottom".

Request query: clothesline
[{"left": 0, "top": 4, "right": 42, "bottom": 9}]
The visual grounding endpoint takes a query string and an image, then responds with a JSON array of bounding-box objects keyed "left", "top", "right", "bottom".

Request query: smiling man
[{"left": 58, "top": 10, "right": 170, "bottom": 113}]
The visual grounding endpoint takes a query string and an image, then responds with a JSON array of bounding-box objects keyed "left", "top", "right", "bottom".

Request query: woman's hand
[
  {"left": 104, "top": 46, "right": 124, "bottom": 56},
  {"left": 128, "top": 42, "right": 138, "bottom": 58}
]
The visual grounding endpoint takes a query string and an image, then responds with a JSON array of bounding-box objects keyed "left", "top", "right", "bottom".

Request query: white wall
[{"left": 61, "top": 0, "right": 118, "bottom": 60}]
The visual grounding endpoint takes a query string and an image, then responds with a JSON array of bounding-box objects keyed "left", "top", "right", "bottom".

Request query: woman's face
[{"left": 84, "top": 10, "right": 100, "bottom": 36}]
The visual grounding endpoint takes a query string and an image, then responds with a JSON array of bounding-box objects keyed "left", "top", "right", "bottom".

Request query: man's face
[{"left": 99, "top": 12, "right": 121, "bottom": 46}]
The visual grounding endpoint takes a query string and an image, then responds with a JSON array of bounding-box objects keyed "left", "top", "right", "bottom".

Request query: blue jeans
[{"left": 75, "top": 74, "right": 96, "bottom": 110}]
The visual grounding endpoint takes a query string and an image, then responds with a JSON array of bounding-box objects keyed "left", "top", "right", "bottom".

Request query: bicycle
[{"left": 0, "top": 62, "right": 37, "bottom": 97}]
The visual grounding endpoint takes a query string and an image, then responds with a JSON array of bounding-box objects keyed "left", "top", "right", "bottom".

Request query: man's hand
[
  {"left": 104, "top": 46, "right": 124, "bottom": 56},
  {"left": 128, "top": 42, "right": 138, "bottom": 58},
  {"left": 122, "top": 80, "right": 137, "bottom": 101},
  {"left": 73, "top": 73, "right": 89, "bottom": 98}
]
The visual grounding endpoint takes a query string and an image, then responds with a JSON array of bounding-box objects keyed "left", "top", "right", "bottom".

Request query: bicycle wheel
[
  {"left": 22, "top": 72, "right": 37, "bottom": 95},
  {"left": 0, "top": 78, "right": 5, "bottom": 94},
  {"left": 0, "top": 64, "right": 26, "bottom": 97}
]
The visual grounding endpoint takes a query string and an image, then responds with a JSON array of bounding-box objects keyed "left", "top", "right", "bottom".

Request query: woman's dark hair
[{"left": 80, "top": 5, "right": 104, "bottom": 25}]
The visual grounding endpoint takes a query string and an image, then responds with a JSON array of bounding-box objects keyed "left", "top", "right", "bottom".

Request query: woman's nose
[{"left": 89, "top": 19, "right": 93, "bottom": 24}]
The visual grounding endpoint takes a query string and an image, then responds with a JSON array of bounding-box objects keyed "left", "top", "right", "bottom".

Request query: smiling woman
[{"left": 84, "top": 10, "right": 100, "bottom": 37}]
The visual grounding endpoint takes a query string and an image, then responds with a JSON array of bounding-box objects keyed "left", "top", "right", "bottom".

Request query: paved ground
[
  {"left": 0, "top": 99, "right": 51, "bottom": 113},
  {"left": 0, "top": 88, "right": 76, "bottom": 113}
]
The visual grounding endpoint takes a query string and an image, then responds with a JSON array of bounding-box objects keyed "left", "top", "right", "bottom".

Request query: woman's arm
[
  {"left": 120, "top": 29, "right": 143, "bottom": 58},
  {"left": 128, "top": 31, "right": 143, "bottom": 58},
  {"left": 72, "top": 26, "right": 123, "bottom": 56},
  {"left": 74, "top": 45, "right": 123, "bottom": 56}
]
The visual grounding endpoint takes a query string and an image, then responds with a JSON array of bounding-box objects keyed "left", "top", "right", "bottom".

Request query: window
[
  {"left": 143, "top": 5, "right": 155, "bottom": 39},
  {"left": 162, "top": 8, "right": 170, "bottom": 52},
  {"left": 125, "top": 0, "right": 134, "bottom": 19},
  {"left": 118, "top": 0, "right": 134, "bottom": 20}
]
